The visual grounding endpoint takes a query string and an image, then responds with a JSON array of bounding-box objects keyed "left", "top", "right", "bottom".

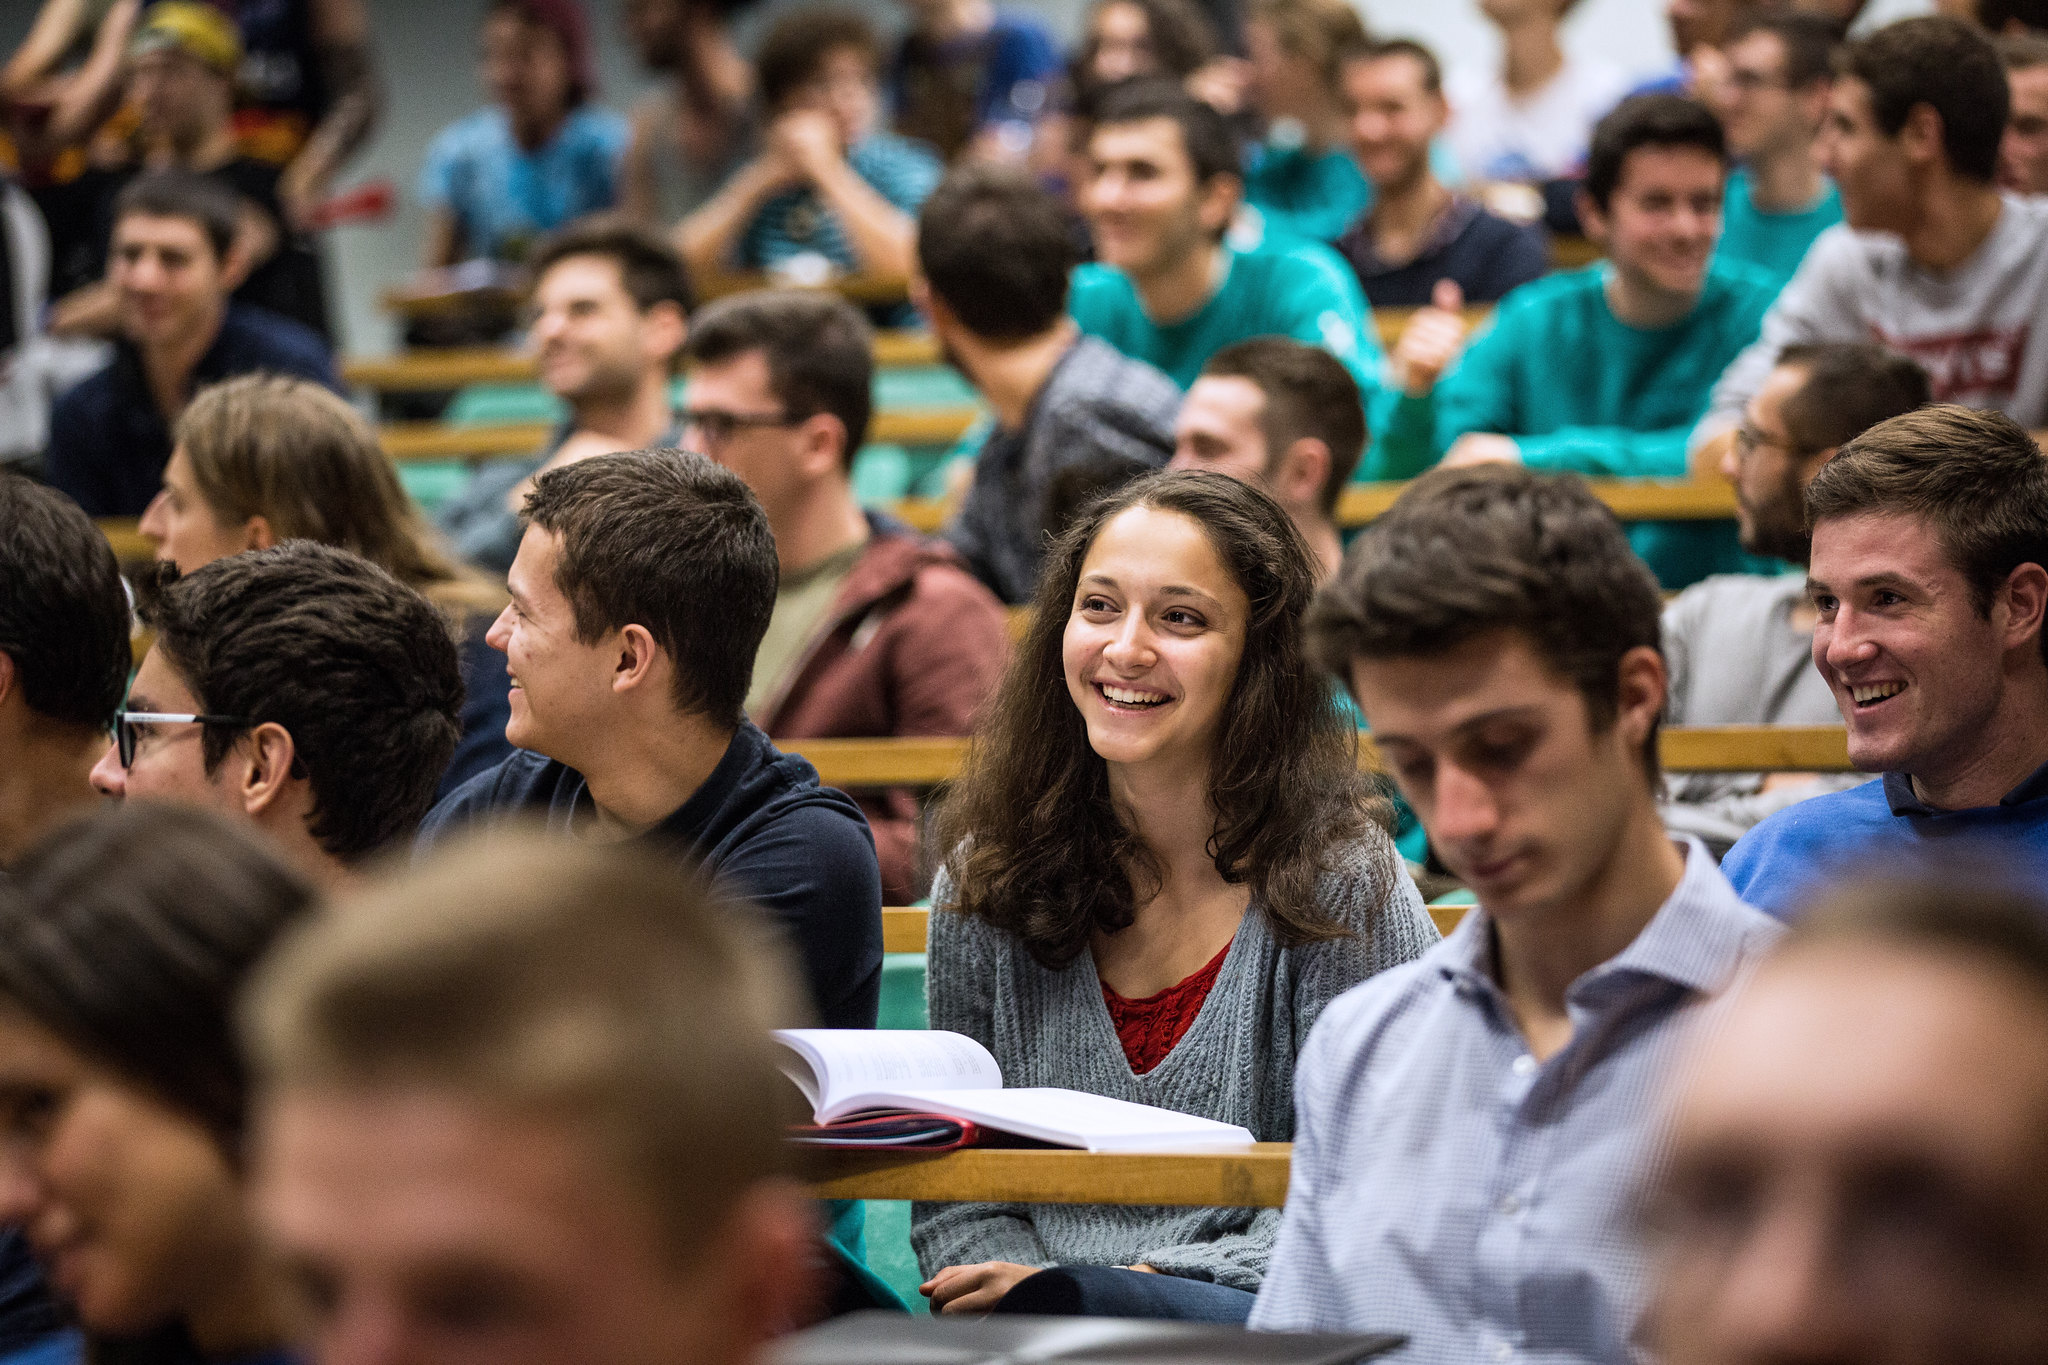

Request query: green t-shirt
[
  {"left": 745, "top": 537, "right": 867, "bottom": 718},
  {"left": 1243, "top": 141, "right": 1374, "bottom": 247},
  {"left": 1422, "top": 261, "right": 1782, "bottom": 588},
  {"left": 1714, "top": 168, "right": 1842, "bottom": 291}
]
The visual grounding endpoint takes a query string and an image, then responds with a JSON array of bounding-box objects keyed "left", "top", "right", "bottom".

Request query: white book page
[
  {"left": 775, "top": 1029, "right": 1002, "bottom": 1119},
  {"left": 868, "top": 1087, "right": 1256, "bottom": 1152}
]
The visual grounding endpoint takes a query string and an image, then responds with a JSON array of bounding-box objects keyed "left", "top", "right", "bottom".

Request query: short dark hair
[
  {"left": 1583, "top": 94, "right": 1729, "bottom": 211},
  {"left": 0, "top": 474, "right": 130, "bottom": 731},
  {"left": 1091, "top": 78, "right": 1243, "bottom": 186},
  {"left": 756, "top": 6, "right": 876, "bottom": 111},
  {"left": 1307, "top": 465, "right": 1667, "bottom": 778},
  {"left": 1074, "top": 0, "right": 1217, "bottom": 83},
  {"left": 1200, "top": 337, "right": 1365, "bottom": 516},
  {"left": 683, "top": 289, "right": 873, "bottom": 461},
  {"left": 1836, "top": 16, "right": 2007, "bottom": 184},
  {"left": 1775, "top": 342, "right": 1931, "bottom": 455},
  {"left": 0, "top": 804, "right": 315, "bottom": 1149},
  {"left": 1727, "top": 9, "right": 1844, "bottom": 89},
  {"left": 1999, "top": 29, "right": 2048, "bottom": 72},
  {"left": 138, "top": 543, "right": 465, "bottom": 862},
  {"left": 1806, "top": 404, "right": 2048, "bottom": 662},
  {"left": 917, "top": 164, "right": 1080, "bottom": 340},
  {"left": 112, "top": 170, "right": 240, "bottom": 263},
  {"left": 1982, "top": 0, "right": 2048, "bottom": 37},
  {"left": 1348, "top": 37, "right": 1444, "bottom": 96},
  {"left": 530, "top": 212, "right": 694, "bottom": 315},
  {"left": 523, "top": 450, "right": 777, "bottom": 725}
]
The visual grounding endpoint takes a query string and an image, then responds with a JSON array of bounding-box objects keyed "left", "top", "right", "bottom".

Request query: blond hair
[
  {"left": 175, "top": 374, "right": 506, "bottom": 618},
  {"left": 243, "top": 829, "right": 806, "bottom": 1261}
]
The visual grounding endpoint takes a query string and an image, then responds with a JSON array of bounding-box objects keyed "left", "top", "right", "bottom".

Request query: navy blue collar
[{"left": 1883, "top": 758, "right": 2048, "bottom": 816}]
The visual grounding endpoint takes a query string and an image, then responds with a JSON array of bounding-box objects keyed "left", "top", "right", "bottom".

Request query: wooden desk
[
  {"left": 881, "top": 905, "right": 1466, "bottom": 955},
  {"left": 378, "top": 407, "right": 982, "bottom": 461},
  {"left": 1336, "top": 478, "right": 1737, "bottom": 527},
  {"left": 96, "top": 518, "right": 152, "bottom": 561},
  {"left": 344, "top": 331, "right": 944, "bottom": 392},
  {"left": 809, "top": 1142, "right": 1293, "bottom": 1207}
]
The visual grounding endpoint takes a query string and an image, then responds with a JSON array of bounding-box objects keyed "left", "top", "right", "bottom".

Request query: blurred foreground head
[
  {"left": 245, "top": 830, "right": 818, "bottom": 1365},
  {"left": 1646, "top": 876, "right": 2048, "bottom": 1365}
]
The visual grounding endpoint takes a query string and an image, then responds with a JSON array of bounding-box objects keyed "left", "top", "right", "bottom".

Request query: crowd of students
[{"left": 3, "top": 0, "right": 2048, "bottom": 1361}]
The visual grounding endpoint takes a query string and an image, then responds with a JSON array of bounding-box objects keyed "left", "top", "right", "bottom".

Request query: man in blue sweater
[
  {"left": 418, "top": 448, "right": 883, "bottom": 1030},
  {"left": 1723, "top": 404, "right": 2048, "bottom": 916}
]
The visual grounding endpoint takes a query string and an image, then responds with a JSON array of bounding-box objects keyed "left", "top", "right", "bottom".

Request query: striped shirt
[
  {"left": 738, "top": 132, "right": 941, "bottom": 272},
  {"left": 1250, "top": 838, "right": 1782, "bottom": 1364}
]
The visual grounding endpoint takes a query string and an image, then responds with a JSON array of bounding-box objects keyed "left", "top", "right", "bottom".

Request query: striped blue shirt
[
  {"left": 1250, "top": 839, "right": 1782, "bottom": 1364},
  {"left": 738, "top": 132, "right": 941, "bottom": 272}
]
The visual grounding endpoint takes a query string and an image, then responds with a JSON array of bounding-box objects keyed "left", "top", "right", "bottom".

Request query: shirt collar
[
  {"left": 1882, "top": 757, "right": 2048, "bottom": 815},
  {"left": 1350, "top": 194, "right": 1481, "bottom": 275}
]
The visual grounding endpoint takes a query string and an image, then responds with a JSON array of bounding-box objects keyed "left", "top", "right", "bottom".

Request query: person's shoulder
[
  {"left": 749, "top": 729, "right": 875, "bottom": 833},
  {"left": 1056, "top": 335, "right": 1180, "bottom": 403},
  {"left": 1724, "top": 778, "right": 1888, "bottom": 880},
  {"left": 1703, "top": 255, "right": 1785, "bottom": 310},
  {"left": 224, "top": 302, "right": 330, "bottom": 357},
  {"left": 1252, "top": 237, "right": 1359, "bottom": 291},
  {"left": 990, "top": 6, "right": 1059, "bottom": 50},
  {"left": 855, "top": 130, "right": 944, "bottom": 175},
  {"left": 1300, "top": 943, "right": 1451, "bottom": 1060},
  {"left": 2000, "top": 189, "right": 2048, "bottom": 239},
  {"left": 428, "top": 106, "right": 507, "bottom": 155},
  {"left": 420, "top": 748, "right": 559, "bottom": 835},
  {"left": 1460, "top": 202, "right": 1545, "bottom": 251},
  {"left": 51, "top": 356, "right": 119, "bottom": 417},
  {"left": 563, "top": 104, "right": 630, "bottom": 148},
  {"left": 1069, "top": 260, "right": 1133, "bottom": 307},
  {"left": 1482, "top": 264, "right": 1601, "bottom": 334},
  {"left": 1306, "top": 830, "right": 1414, "bottom": 924}
]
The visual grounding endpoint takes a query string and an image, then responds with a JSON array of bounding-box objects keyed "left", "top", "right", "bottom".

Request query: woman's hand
[{"left": 920, "top": 1261, "right": 1041, "bottom": 1314}]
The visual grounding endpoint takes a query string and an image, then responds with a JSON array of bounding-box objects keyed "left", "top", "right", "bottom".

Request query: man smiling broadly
[{"left": 1722, "top": 405, "right": 2048, "bottom": 917}]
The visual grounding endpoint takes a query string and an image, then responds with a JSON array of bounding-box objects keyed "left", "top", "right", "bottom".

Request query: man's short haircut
[
  {"left": 244, "top": 829, "right": 804, "bottom": 1262},
  {"left": 1247, "top": 0, "right": 1368, "bottom": 94},
  {"left": 1347, "top": 37, "right": 1444, "bottom": 97},
  {"left": 1727, "top": 9, "right": 1845, "bottom": 89},
  {"left": 138, "top": 543, "right": 465, "bottom": 862},
  {"left": 1584, "top": 94, "right": 1729, "bottom": 211},
  {"left": 522, "top": 449, "right": 777, "bottom": 725},
  {"left": 1805, "top": 404, "right": 2048, "bottom": 663},
  {"left": 0, "top": 474, "right": 130, "bottom": 731},
  {"left": 1306, "top": 465, "right": 1667, "bottom": 777},
  {"left": 1199, "top": 337, "right": 1365, "bottom": 517},
  {"left": 112, "top": 170, "right": 240, "bottom": 263},
  {"left": 1836, "top": 16, "right": 2007, "bottom": 184},
  {"left": 917, "top": 164, "right": 1080, "bottom": 341},
  {"left": 682, "top": 289, "right": 873, "bottom": 461},
  {"left": 1092, "top": 78, "right": 1243, "bottom": 186},
  {"left": 1998, "top": 29, "right": 2048, "bottom": 73},
  {"left": 530, "top": 212, "right": 695, "bottom": 315},
  {"left": 756, "top": 6, "right": 877, "bottom": 111},
  {"left": 1774, "top": 342, "right": 1931, "bottom": 456}
]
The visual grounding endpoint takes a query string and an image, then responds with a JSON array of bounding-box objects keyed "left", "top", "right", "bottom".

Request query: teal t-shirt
[
  {"left": 1424, "top": 260, "right": 1781, "bottom": 588},
  {"left": 1243, "top": 140, "right": 1373, "bottom": 246},
  {"left": 1713, "top": 168, "right": 1842, "bottom": 291}
]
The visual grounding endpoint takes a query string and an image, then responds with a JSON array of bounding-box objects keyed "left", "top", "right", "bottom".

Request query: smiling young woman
[{"left": 913, "top": 470, "right": 1437, "bottom": 1322}]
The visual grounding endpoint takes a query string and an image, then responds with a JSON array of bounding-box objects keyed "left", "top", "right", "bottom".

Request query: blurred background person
[
  {"left": 888, "top": 0, "right": 1062, "bottom": 164},
  {"left": 1707, "top": 9, "right": 1843, "bottom": 291},
  {"left": 1233, "top": 0, "right": 1371, "bottom": 247},
  {"left": 618, "top": 0, "right": 756, "bottom": 226},
  {"left": 1999, "top": 31, "right": 2048, "bottom": 194}
]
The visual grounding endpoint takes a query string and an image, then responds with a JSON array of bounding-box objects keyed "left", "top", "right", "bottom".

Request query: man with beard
[{"left": 1661, "top": 342, "right": 1928, "bottom": 856}]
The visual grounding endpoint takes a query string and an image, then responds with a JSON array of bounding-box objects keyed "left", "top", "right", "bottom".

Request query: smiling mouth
[
  {"left": 1096, "top": 682, "right": 1170, "bottom": 710},
  {"left": 1848, "top": 682, "right": 1906, "bottom": 709}
]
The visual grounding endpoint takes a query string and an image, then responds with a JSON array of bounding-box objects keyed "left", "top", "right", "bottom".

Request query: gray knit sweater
[{"left": 911, "top": 835, "right": 1436, "bottom": 1291}]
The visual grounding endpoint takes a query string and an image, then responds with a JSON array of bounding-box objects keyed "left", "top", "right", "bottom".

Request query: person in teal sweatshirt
[
  {"left": 1067, "top": 81, "right": 1396, "bottom": 457},
  {"left": 1387, "top": 94, "right": 1780, "bottom": 588},
  {"left": 1711, "top": 12, "right": 1844, "bottom": 290}
]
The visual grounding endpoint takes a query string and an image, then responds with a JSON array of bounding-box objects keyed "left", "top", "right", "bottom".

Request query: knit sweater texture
[{"left": 911, "top": 835, "right": 1436, "bottom": 1291}]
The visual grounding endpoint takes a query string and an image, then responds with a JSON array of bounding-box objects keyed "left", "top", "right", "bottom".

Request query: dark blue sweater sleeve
[{"left": 717, "top": 801, "right": 884, "bottom": 1029}]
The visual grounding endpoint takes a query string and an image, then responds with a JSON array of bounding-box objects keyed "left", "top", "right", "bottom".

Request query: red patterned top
[{"left": 1100, "top": 939, "right": 1235, "bottom": 1075}]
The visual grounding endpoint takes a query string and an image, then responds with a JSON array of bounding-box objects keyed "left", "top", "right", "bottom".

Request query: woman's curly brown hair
[{"left": 933, "top": 470, "right": 1390, "bottom": 969}]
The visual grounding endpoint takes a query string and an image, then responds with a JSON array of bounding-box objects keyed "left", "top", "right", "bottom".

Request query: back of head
[
  {"left": 1837, "top": 16, "right": 2007, "bottom": 183},
  {"left": 755, "top": 6, "right": 876, "bottom": 111},
  {"left": 0, "top": 473, "right": 131, "bottom": 733},
  {"left": 138, "top": 543, "right": 465, "bottom": 862},
  {"left": 1092, "top": 77, "right": 1244, "bottom": 186},
  {"left": 918, "top": 164, "right": 1080, "bottom": 341},
  {"left": 683, "top": 289, "right": 872, "bottom": 457},
  {"left": 1584, "top": 94, "right": 1728, "bottom": 211},
  {"left": 530, "top": 211, "right": 695, "bottom": 317},
  {"left": 0, "top": 803, "right": 315, "bottom": 1149},
  {"left": 1775, "top": 342, "right": 1931, "bottom": 454},
  {"left": 523, "top": 449, "right": 778, "bottom": 726},
  {"left": 1307, "top": 464, "right": 1666, "bottom": 770},
  {"left": 1804, "top": 403, "right": 2048, "bottom": 660},
  {"left": 113, "top": 169, "right": 240, "bottom": 263},
  {"left": 1727, "top": 8, "right": 1844, "bottom": 88},
  {"left": 1200, "top": 337, "right": 1365, "bottom": 516},
  {"left": 1248, "top": 0, "right": 1368, "bottom": 94},
  {"left": 244, "top": 829, "right": 803, "bottom": 1260}
]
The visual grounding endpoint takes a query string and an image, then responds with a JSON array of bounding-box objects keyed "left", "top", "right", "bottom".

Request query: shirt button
[
  {"left": 1499, "top": 1194, "right": 1521, "bottom": 1216},
  {"left": 1511, "top": 1054, "right": 1537, "bottom": 1077},
  {"left": 1493, "top": 1343, "right": 1513, "bottom": 1362}
]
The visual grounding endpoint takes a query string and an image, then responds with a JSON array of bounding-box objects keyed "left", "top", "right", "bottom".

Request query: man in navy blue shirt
[
  {"left": 44, "top": 171, "right": 335, "bottom": 517},
  {"left": 1724, "top": 404, "right": 2048, "bottom": 915},
  {"left": 418, "top": 448, "right": 884, "bottom": 1030}
]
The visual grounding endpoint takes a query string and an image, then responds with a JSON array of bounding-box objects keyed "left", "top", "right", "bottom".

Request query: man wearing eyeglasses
[
  {"left": 1661, "top": 342, "right": 1927, "bottom": 857},
  {"left": 435, "top": 215, "right": 691, "bottom": 575},
  {"left": 679, "top": 289, "right": 1007, "bottom": 904},
  {"left": 91, "top": 543, "right": 465, "bottom": 887},
  {"left": 1708, "top": 11, "right": 1844, "bottom": 292}
]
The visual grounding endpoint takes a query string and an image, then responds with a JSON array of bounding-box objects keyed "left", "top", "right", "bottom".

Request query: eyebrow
[
  {"left": 1079, "top": 573, "right": 1226, "bottom": 612},
  {"left": 1807, "top": 570, "right": 1923, "bottom": 596},
  {"left": 1373, "top": 704, "right": 1548, "bottom": 749}
]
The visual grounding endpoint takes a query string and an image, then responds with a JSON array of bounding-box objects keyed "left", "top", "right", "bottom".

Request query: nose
[
  {"left": 529, "top": 306, "right": 565, "bottom": 347},
  {"left": 1820, "top": 608, "right": 1880, "bottom": 675},
  {"left": 1427, "top": 762, "right": 1500, "bottom": 846},
  {"left": 319, "top": 1299, "right": 420, "bottom": 1365},
  {"left": 1100, "top": 613, "right": 1157, "bottom": 672},
  {"left": 1718, "top": 435, "right": 1741, "bottom": 483},
  {"left": 484, "top": 604, "right": 514, "bottom": 654},
  {"left": 138, "top": 489, "right": 170, "bottom": 543},
  {"left": 1705, "top": 1193, "right": 1861, "bottom": 1362},
  {"left": 88, "top": 741, "right": 125, "bottom": 798}
]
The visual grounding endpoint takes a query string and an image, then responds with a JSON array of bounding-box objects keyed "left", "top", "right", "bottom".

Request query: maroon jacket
[{"left": 757, "top": 513, "right": 1010, "bottom": 903}]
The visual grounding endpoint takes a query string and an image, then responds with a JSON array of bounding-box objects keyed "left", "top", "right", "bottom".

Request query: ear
[
  {"left": 242, "top": 514, "right": 276, "bottom": 552},
  {"left": 643, "top": 300, "right": 688, "bottom": 370},
  {"left": 237, "top": 722, "right": 303, "bottom": 819},
  {"left": 1272, "top": 437, "right": 1331, "bottom": 512},
  {"left": 1613, "top": 645, "right": 1669, "bottom": 755},
  {"left": 1575, "top": 187, "right": 1608, "bottom": 245},
  {"left": 1198, "top": 172, "right": 1243, "bottom": 238},
  {"left": 1898, "top": 100, "right": 1945, "bottom": 168},
  {"left": 1998, "top": 561, "right": 2048, "bottom": 661},
  {"left": 611, "top": 623, "right": 666, "bottom": 698},
  {"left": 797, "top": 412, "right": 850, "bottom": 480}
]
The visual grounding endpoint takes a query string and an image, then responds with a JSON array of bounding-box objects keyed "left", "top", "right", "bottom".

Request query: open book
[{"left": 775, "top": 1029, "right": 1256, "bottom": 1153}]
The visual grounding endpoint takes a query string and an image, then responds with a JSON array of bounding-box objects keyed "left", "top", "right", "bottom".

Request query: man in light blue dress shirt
[{"left": 1252, "top": 465, "right": 1783, "bottom": 1363}]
